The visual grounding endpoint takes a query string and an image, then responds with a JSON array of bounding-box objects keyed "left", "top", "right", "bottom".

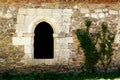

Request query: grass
[{"left": 0, "top": 69, "right": 120, "bottom": 80}]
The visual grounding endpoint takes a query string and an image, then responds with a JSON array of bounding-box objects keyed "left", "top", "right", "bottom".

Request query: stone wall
[
  {"left": 0, "top": 0, "right": 119, "bottom": 4},
  {"left": 0, "top": 3, "right": 120, "bottom": 72},
  {"left": 13, "top": 8, "right": 73, "bottom": 66},
  {"left": 70, "top": 4, "right": 120, "bottom": 68},
  {"left": 0, "top": 5, "right": 24, "bottom": 71}
]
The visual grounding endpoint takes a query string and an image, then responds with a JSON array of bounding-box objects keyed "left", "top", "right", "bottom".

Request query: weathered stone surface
[
  {"left": 0, "top": 3, "right": 119, "bottom": 72},
  {"left": 23, "top": 33, "right": 34, "bottom": 37},
  {"left": 56, "top": 38, "right": 67, "bottom": 43},
  {"left": 27, "top": 8, "right": 36, "bottom": 15},
  {"left": 95, "top": 9, "right": 102, "bottom": 13},
  {"left": 0, "top": 0, "right": 119, "bottom": 5},
  {"left": 18, "top": 8, "right": 27, "bottom": 15},
  {"left": 53, "top": 33, "right": 58, "bottom": 37},
  {"left": 24, "top": 15, "right": 35, "bottom": 24},
  {"left": 17, "top": 15, "right": 25, "bottom": 24},
  {"left": 12, "top": 37, "right": 32, "bottom": 45},
  {"left": 36, "top": 9, "right": 52, "bottom": 16},
  {"left": 63, "top": 9, "right": 73, "bottom": 15},
  {"left": 91, "top": 13, "right": 98, "bottom": 18},
  {"left": 99, "top": 13, "right": 105, "bottom": 18},
  {"left": 109, "top": 10, "right": 118, "bottom": 15},
  {"left": 115, "top": 35, "right": 120, "bottom": 43},
  {"left": 66, "top": 37, "right": 73, "bottom": 43},
  {"left": 85, "top": 13, "right": 90, "bottom": 17},
  {"left": 24, "top": 45, "right": 33, "bottom": 53},
  {"left": 56, "top": 43, "right": 68, "bottom": 49},
  {"left": 15, "top": 24, "right": 27, "bottom": 34},
  {"left": 80, "top": 8, "right": 90, "bottom": 13}
]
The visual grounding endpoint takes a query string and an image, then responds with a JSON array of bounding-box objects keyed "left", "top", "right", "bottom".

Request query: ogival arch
[{"left": 34, "top": 21, "right": 54, "bottom": 59}]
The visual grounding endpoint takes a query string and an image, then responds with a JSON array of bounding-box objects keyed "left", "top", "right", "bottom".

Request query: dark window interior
[{"left": 34, "top": 22, "right": 54, "bottom": 59}]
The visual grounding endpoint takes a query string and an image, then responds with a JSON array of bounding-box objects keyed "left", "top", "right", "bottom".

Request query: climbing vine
[
  {"left": 75, "top": 19, "right": 116, "bottom": 72},
  {"left": 75, "top": 19, "right": 100, "bottom": 72},
  {"left": 99, "top": 22, "right": 116, "bottom": 72}
]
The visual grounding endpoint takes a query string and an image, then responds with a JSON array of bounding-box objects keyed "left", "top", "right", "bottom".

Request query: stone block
[
  {"left": 55, "top": 49, "right": 60, "bottom": 57},
  {"left": 59, "top": 24, "right": 70, "bottom": 34},
  {"left": 9, "top": 5, "right": 17, "bottom": 12},
  {"left": 36, "top": 9, "right": 52, "bottom": 16},
  {"left": 85, "top": 14, "right": 90, "bottom": 17},
  {"left": 0, "top": 11, "right": 3, "bottom": 17},
  {"left": 53, "top": 33, "right": 58, "bottom": 38},
  {"left": 56, "top": 43, "right": 68, "bottom": 49},
  {"left": 103, "top": 8, "right": 108, "bottom": 12},
  {"left": 119, "top": 10, "right": 120, "bottom": 15},
  {"left": 15, "top": 24, "right": 27, "bottom": 33},
  {"left": 64, "top": 25, "right": 70, "bottom": 33},
  {"left": 52, "top": 9, "right": 62, "bottom": 14},
  {"left": 12, "top": 37, "right": 32, "bottom": 45},
  {"left": 25, "top": 16, "right": 35, "bottom": 24},
  {"left": 44, "top": 59, "right": 55, "bottom": 65},
  {"left": 17, "top": 15, "right": 25, "bottom": 24},
  {"left": 99, "top": 13, "right": 105, "bottom": 18},
  {"left": 52, "top": 15, "right": 62, "bottom": 25},
  {"left": 80, "top": 8, "right": 90, "bottom": 14},
  {"left": 33, "top": 59, "right": 45, "bottom": 65},
  {"left": 62, "top": 15, "right": 71, "bottom": 23},
  {"left": 114, "top": 35, "right": 120, "bottom": 43},
  {"left": 66, "top": 37, "right": 73, "bottom": 43},
  {"left": 56, "top": 38, "right": 66, "bottom": 43},
  {"left": 58, "top": 49, "right": 70, "bottom": 64},
  {"left": 15, "top": 24, "right": 28, "bottom": 36},
  {"left": 23, "top": 33, "right": 34, "bottom": 37},
  {"left": 109, "top": 10, "right": 118, "bottom": 15},
  {"left": 24, "top": 45, "right": 33, "bottom": 53},
  {"left": 63, "top": 9, "right": 73, "bottom": 15},
  {"left": 59, "top": 49, "right": 70, "bottom": 56},
  {"left": 95, "top": 9, "right": 102, "bottom": 13},
  {"left": 55, "top": 26, "right": 62, "bottom": 34},
  {"left": 16, "top": 32, "right": 23, "bottom": 37},
  {"left": 55, "top": 30, "right": 61, "bottom": 34},
  {"left": 4, "top": 13, "right": 12, "bottom": 19},
  {"left": 58, "top": 57, "right": 69, "bottom": 64},
  {"left": 91, "top": 13, "right": 98, "bottom": 18},
  {"left": 18, "top": 8, "right": 27, "bottom": 15},
  {"left": 27, "top": 8, "right": 36, "bottom": 16},
  {"left": 58, "top": 32, "right": 66, "bottom": 38},
  {"left": 52, "top": 14, "right": 61, "bottom": 19}
]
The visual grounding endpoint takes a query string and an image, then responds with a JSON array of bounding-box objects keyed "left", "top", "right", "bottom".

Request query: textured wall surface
[
  {"left": 0, "top": 5, "right": 24, "bottom": 71},
  {"left": 0, "top": 3, "right": 120, "bottom": 72},
  {"left": 0, "top": 0, "right": 119, "bottom": 4}
]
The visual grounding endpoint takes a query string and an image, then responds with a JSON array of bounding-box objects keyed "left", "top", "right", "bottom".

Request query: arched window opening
[{"left": 34, "top": 22, "right": 54, "bottom": 59}]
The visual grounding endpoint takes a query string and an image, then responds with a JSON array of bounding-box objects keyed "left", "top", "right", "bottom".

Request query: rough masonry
[{"left": 0, "top": 2, "right": 120, "bottom": 72}]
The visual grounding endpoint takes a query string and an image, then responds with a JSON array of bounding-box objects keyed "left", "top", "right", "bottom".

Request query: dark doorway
[{"left": 34, "top": 22, "right": 54, "bottom": 59}]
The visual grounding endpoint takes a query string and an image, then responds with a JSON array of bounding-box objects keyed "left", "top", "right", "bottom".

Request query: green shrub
[
  {"left": 75, "top": 19, "right": 100, "bottom": 72},
  {"left": 0, "top": 70, "right": 120, "bottom": 80},
  {"left": 75, "top": 19, "right": 116, "bottom": 72},
  {"left": 99, "top": 22, "right": 116, "bottom": 72}
]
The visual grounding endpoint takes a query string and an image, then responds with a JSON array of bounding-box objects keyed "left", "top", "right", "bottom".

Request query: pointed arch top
[
  {"left": 27, "top": 16, "right": 57, "bottom": 34},
  {"left": 34, "top": 21, "right": 54, "bottom": 59},
  {"left": 34, "top": 21, "right": 54, "bottom": 34}
]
